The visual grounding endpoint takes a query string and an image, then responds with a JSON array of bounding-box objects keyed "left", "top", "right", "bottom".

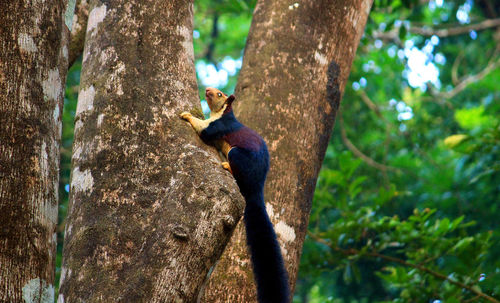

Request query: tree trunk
[
  {"left": 202, "top": 0, "right": 373, "bottom": 301},
  {"left": 0, "top": 0, "right": 73, "bottom": 301},
  {"left": 58, "top": 0, "right": 244, "bottom": 302}
]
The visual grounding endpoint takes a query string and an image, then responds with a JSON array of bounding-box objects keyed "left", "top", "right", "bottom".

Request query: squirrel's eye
[{"left": 217, "top": 93, "right": 222, "bottom": 97}]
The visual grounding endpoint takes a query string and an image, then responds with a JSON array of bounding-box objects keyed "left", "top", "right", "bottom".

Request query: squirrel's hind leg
[{"left": 221, "top": 162, "right": 233, "bottom": 175}]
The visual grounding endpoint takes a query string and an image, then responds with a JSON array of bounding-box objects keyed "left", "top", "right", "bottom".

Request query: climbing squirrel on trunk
[{"left": 180, "top": 87, "right": 290, "bottom": 303}]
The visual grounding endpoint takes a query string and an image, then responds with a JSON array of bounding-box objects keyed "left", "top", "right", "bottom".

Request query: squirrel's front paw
[{"left": 180, "top": 112, "right": 192, "bottom": 120}]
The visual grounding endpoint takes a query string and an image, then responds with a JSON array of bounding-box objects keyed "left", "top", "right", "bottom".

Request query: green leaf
[
  {"left": 399, "top": 25, "right": 407, "bottom": 40},
  {"left": 437, "top": 217, "right": 451, "bottom": 233},
  {"left": 234, "top": 0, "right": 249, "bottom": 11},
  {"left": 444, "top": 134, "right": 468, "bottom": 148},
  {"left": 450, "top": 215, "right": 465, "bottom": 229},
  {"left": 455, "top": 106, "right": 494, "bottom": 131},
  {"left": 348, "top": 176, "right": 367, "bottom": 199},
  {"left": 451, "top": 237, "right": 474, "bottom": 252}
]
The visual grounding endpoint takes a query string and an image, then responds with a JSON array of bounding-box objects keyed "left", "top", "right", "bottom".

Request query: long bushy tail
[{"left": 243, "top": 190, "right": 290, "bottom": 303}]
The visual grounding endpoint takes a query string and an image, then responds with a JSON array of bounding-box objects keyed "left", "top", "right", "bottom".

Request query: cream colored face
[{"left": 205, "top": 87, "right": 227, "bottom": 112}]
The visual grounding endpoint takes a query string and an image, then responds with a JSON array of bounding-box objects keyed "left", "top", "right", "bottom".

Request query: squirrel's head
[
  {"left": 205, "top": 87, "right": 227, "bottom": 112},
  {"left": 205, "top": 87, "right": 235, "bottom": 113}
]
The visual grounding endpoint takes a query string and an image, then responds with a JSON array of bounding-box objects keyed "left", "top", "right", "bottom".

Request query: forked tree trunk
[
  {"left": 202, "top": 0, "right": 373, "bottom": 301},
  {"left": 0, "top": 0, "right": 73, "bottom": 302},
  {"left": 58, "top": 0, "right": 243, "bottom": 302}
]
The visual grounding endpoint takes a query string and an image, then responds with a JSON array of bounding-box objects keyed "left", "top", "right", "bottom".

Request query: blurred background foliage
[{"left": 59, "top": 0, "right": 500, "bottom": 301}]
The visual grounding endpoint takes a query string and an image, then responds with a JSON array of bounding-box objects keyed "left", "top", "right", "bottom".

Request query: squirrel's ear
[{"left": 226, "top": 94, "right": 236, "bottom": 105}]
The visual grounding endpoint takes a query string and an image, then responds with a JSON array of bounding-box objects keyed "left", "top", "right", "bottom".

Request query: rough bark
[
  {"left": 202, "top": 0, "right": 373, "bottom": 301},
  {"left": 68, "top": 0, "right": 89, "bottom": 67},
  {"left": 0, "top": 0, "right": 73, "bottom": 302},
  {"left": 58, "top": 0, "right": 244, "bottom": 302}
]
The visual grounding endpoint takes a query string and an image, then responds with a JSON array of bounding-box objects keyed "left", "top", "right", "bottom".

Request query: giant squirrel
[{"left": 180, "top": 87, "right": 290, "bottom": 303}]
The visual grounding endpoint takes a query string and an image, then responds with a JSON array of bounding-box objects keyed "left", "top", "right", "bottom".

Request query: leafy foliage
[
  {"left": 303, "top": 150, "right": 496, "bottom": 302},
  {"left": 296, "top": 0, "right": 500, "bottom": 302}
]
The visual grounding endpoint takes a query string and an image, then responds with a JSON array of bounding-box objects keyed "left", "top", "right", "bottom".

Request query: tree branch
[
  {"left": 373, "top": 18, "right": 500, "bottom": 41},
  {"left": 410, "top": 18, "right": 500, "bottom": 37},
  {"left": 203, "top": 12, "right": 219, "bottom": 64},
  {"left": 309, "top": 233, "right": 500, "bottom": 303},
  {"left": 440, "top": 56, "right": 500, "bottom": 99},
  {"left": 339, "top": 114, "right": 401, "bottom": 173},
  {"left": 358, "top": 90, "right": 389, "bottom": 124},
  {"left": 451, "top": 51, "right": 464, "bottom": 85},
  {"left": 357, "top": 90, "right": 395, "bottom": 185},
  {"left": 68, "top": 0, "right": 88, "bottom": 68}
]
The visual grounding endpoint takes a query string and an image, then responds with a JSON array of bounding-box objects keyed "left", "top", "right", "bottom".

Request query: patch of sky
[
  {"left": 193, "top": 30, "right": 200, "bottom": 39},
  {"left": 201, "top": 100, "right": 210, "bottom": 116},
  {"left": 422, "top": 41, "right": 434, "bottom": 54},
  {"left": 396, "top": 101, "right": 407, "bottom": 112},
  {"left": 470, "top": 30, "right": 477, "bottom": 40},
  {"left": 196, "top": 61, "right": 228, "bottom": 87},
  {"left": 434, "top": 53, "right": 446, "bottom": 65},
  {"left": 359, "top": 77, "right": 367, "bottom": 87},
  {"left": 196, "top": 56, "right": 242, "bottom": 88},
  {"left": 362, "top": 60, "right": 382, "bottom": 74},
  {"left": 429, "top": 1, "right": 436, "bottom": 11},
  {"left": 390, "top": 99, "right": 414, "bottom": 122},
  {"left": 398, "top": 111, "right": 413, "bottom": 121},
  {"left": 441, "top": 12, "right": 449, "bottom": 22},
  {"left": 387, "top": 45, "right": 397, "bottom": 58},
  {"left": 221, "top": 56, "right": 242, "bottom": 76},
  {"left": 403, "top": 37, "right": 441, "bottom": 91},
  {"left": 430, "top": 35, "right": 439, "bottom": 45},
  {"left": 362, "top": 61, "right": 373, "bottom": 72},
  {"left": 456, "top": 0, "right": 472, "bottom": 24},
  {"left": 479, "top": 273, "right": 486, "bottom": 282},
  {"left": 428, "top": 0, "right": 444, "bottom": 11},
  {"left": 397, "top": 49, "right": 405, "bottom": 60},
  {"left": 389, "top": 98, "right": 398, "bottom": 107},
  {"left": 483, "top": 93, "right": 494, "bottom": 106}
]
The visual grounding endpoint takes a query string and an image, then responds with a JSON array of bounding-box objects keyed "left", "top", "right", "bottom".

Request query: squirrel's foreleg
[{"left": 180, "top": 112, "right": 211, "bottom": 134}]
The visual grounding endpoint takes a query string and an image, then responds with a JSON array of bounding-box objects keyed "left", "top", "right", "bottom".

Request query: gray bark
[
  {"left": 68, "top": 0, "right": 89, "bottom": 67},
  {"left": 58, "top": 0, "right": 244, "bottom": 302},
  {"left": 202, "top": 0, "right": 373, "bottom": 301},
  {"left": 0, "top": 0, "right": 73, "bottom": 301}
]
